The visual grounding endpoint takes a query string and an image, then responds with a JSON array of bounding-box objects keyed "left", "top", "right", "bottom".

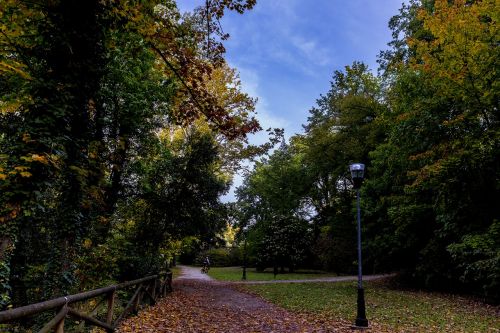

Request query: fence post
[
  {"left": 133, "top": 285, "right": 142, "bottom": 314},
  {"left": 166, "top": 272, "right": 172, "bottom": 292},
  {"left": 54, "top": 317, "right": 64, "bottom": 333},
  {"left": 106, "top": 289, "right": 115, "bottom": 328},
  {"left": 54, "top": 304, "right": 66, "bottom": 333},
  {"left": 151, "top": 279, "right": 157, "bottom": 301}
]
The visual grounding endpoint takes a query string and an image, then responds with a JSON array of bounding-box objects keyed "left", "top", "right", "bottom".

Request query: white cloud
[
  {"left": 290, "top": 36, "right": 332, "bottom": 67},
  {"left": 234, "top": 66, "right": 290, "bottom": 144},
  {"left": 220, "top": 65, "right": 291, "bottom": 202}
]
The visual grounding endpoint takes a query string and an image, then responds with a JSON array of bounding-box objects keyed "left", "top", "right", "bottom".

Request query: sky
[{"left": 177, "top": 1, "right": 405, "bottom": 201}]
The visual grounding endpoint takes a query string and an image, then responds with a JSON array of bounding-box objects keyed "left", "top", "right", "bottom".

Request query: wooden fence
[{"left": 0, "top": 271, "right": 172, "bottom": 332}]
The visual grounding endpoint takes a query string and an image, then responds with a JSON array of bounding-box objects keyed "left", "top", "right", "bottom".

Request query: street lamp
[
  {"left": 242, "top": 226, "right": 248, "bottom": 280},
  {"left": 349, "top": 163, "right": 368, "bottom": 328}
]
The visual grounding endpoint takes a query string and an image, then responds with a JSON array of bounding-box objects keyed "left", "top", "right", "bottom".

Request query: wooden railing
[{"left": 0, "top": 271, "right": 172, "bottom": 332}]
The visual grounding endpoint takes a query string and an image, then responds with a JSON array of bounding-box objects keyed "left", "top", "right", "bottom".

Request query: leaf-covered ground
[
  {"left": 116, "top": 279, "right": 373, "bottom": 332},
  {"left": 115, "top": 266, "right": 499, "bottom": 332}
]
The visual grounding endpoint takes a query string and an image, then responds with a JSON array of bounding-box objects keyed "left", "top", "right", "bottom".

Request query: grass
[
  {"left": 242, "top": 280, "right": 500, "bottom": 332},
  {"left": 169, "top": 265, "right": 182, "bottom": 279},
  {"left": 207, "top": 266, "right": 337, "bottom": 281}
]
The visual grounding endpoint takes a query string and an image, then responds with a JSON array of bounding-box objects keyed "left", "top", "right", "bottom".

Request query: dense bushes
[{"left": 197, "top": 248, "right": 243, "bottom": 267}]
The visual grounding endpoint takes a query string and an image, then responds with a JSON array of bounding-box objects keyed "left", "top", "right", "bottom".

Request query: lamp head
[{"left": 349, "top": 163, "right": 365, "bottom": 189}]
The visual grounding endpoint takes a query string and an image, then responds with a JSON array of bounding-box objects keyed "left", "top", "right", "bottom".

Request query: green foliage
[
  {"left": 236, "top": 141, "right": 313, "bottom": 271},
  {"left": 179, "top": 236, "right": 202, "bottom": 265},
  {"left": 447, "top": 220, "right": 500, "bottom": 302},
  {"left": 311, "top": 224, "right": 356, "bottom": 274},
  {"left": 197, "top": 247, "right": 242, "bottom": 267}
]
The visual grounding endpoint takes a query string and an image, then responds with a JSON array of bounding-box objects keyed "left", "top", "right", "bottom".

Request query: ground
[{"left": 116, "top": 266, "right": 391, "bottom": 333}]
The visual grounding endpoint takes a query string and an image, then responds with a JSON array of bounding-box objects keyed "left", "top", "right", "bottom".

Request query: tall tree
[{"left": 236, "top": 141, "right": 312, "bottom": 271}]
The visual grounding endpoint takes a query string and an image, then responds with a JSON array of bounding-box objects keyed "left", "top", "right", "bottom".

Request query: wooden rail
[{"left": 0, "top": 271, "right": 172, "bottom": 332}]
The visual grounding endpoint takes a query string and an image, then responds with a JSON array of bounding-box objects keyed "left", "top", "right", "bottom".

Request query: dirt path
[
  {"left": 117, "top": 279, "right": 334, "bottom": 332},
  {"left": 116, "top": 266, "right": 382, "bottom": 332}
]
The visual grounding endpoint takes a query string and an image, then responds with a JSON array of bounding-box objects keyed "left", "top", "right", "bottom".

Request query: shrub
[{"left": 197, "top": 247, "right": 242, "bottom": 267}]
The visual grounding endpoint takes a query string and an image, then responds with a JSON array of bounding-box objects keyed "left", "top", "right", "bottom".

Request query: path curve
[
  {"left": 176, "top": 265, "right": 214, "bottom": 281},
  {"left": 176, "top": 265, "right": 394, "bottom": 285}
]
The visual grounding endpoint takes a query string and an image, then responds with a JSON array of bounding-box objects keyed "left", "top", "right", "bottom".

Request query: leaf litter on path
[{"left": 115, "top": 279, "right": 377, "bottom": 333}]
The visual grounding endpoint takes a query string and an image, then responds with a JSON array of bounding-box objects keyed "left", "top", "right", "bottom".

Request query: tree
[
  {"left": 236, "top": 141, "right": 312, "bottom": 271},
  {"left": 299, "top": 62, "right": 385, "bottom": 272}
]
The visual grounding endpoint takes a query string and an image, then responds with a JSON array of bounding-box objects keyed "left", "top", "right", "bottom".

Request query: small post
[
  {"left": 273, "top": 255, "right": 278, "bottom": 279},
  {"left": 242, "top": 229, "right": 247, "bottom": 280},
  {"left": 133, "top": 286, "right": 142, "bottom": 314},
  {"left": 54, "top": 305, "right": 67, "bottom": 333},
  {"left": 166, "top": 272, "right": 173, "bottom": 293},
  {"left": 54, "top": 318, "right": 64, "bottom": 333},
  {"left": 106, "top": 290, "right": 115, "bottom": 326},
  {"left": 151, "top": 279, "right": 157, "bottom": 301}
]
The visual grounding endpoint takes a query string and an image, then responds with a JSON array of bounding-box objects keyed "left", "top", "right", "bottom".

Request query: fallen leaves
[{"left": 116, "top": 280, "right": 365, "bottom": 333}]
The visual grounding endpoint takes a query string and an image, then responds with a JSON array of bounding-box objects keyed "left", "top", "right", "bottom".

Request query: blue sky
[{"left": 177, "top": 1, "right": 405, "bottom": 200}]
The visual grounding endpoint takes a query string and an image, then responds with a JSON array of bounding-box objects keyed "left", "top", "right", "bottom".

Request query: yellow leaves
[
  {"left": 442, "top": 114, "right": 466, "bottom": 127},
  {"left": 83, "top": 238, "right": 93, "bottom": 249},
  {"left": 8, "top": 166, "right": 32, "bottom": 177},
  {"left": 22, "top": 133, "right": 32, "bottom": 143},
  {"left": 203, "top": 63, "right": 256, "bottom": 115},
  {"left": 0, "top": 60, "right": 31, "bottom": 79},
  {"left": 31, "top": 154, "right": 48, "bottom": 164},
  {"left": 411, "top": 0, "right": 498, "bottom": 81},
  {"left": 69, "top": 165, "right": 89, "bottom": 177},
  {"left": 0, "top": 100, "right": 22, "bottom": 115},
  {"left": 98, "top": 216, "right": 109, "bottom": 225},
  {"left": 1, "top": 151, "right": 61, "bottom": 180},
  {"left": 14, "top": 166, "right": 28, "bottom": 172}
]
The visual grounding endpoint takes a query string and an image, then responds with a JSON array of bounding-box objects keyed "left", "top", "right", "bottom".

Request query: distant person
[{"left": 202, "top": 256, "right": 210, "bottom": 273}]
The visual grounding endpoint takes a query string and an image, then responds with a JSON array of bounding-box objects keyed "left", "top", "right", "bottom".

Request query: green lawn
[
  {"left": 207, "top": 266, "right": 337, "bottom": 281},
  {"left": 242, "top": 280, "right": 500, "bottom": 332},
  {"left": 169, "top": 265, "right": 181, "bottom": 279}
]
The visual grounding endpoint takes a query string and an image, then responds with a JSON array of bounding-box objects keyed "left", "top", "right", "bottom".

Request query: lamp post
[
  {"left": 349, "top": 163, "right": 368, "bottom": 328},
  {"left": 242, "top": 226, "right": 248, "bottom": 280}
]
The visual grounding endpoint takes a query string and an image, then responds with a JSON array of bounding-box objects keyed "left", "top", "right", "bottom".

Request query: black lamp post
[
  {"left": 242, "top": 226, "right": 248, "bottom": 280},
  {"left": 349, "top": 163, "right": 368, "bottom": 328}
]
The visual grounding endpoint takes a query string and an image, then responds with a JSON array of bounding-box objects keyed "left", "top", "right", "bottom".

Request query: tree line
[{"left": 235, "top": 0, "right": 498, "bottom": 303}]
